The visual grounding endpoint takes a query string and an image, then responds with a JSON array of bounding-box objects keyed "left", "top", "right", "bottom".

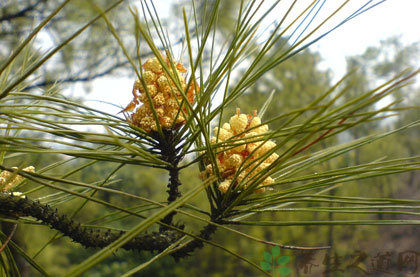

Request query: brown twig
[{"left": 0, "top": 223, "right": 17, "bottom": 254}]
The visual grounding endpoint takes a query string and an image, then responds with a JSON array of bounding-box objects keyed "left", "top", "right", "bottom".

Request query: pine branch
[
  {"left": 150, "top": 130, "right": 185, "bottom": 231},
  {"left": 0, "top": 193, "right": 218, "bottom": 258}
]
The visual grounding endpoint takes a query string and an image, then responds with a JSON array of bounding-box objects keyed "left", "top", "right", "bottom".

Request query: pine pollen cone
[
  {"left": 202, "top": 108, "right": 278, "bottom": 194},
  {"left": 0, "top": 166, "right": 35, "bottom": 193},
  {"left": 123, "top": 55, "right": 199, "bottom": 132}
]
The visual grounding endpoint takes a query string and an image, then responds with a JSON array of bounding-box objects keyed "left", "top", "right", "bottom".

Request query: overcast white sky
[
  {"left": 312, "top": 0, "right": 420, "bottom": 80},
  {"left": 81, "top": 0, "right": 420, "bottom": 114}
]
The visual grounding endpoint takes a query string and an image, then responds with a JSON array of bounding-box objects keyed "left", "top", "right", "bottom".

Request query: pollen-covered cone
[
  {"left": 202, "top": 109, "right": 278, "bottom": 193},
  {"left": 0, "top": 166, "right": 35, "bottom": 192},
  {"left": 123, "top": 56, "right": 199, "bottom": 132}
]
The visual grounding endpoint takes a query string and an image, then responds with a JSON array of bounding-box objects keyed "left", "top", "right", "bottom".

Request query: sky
[
  {"left": 80, "top": 0, "right": 420, "bottom": 114},
  {"left": 311, "top": 0, "right": 420, "bottom": 80}
]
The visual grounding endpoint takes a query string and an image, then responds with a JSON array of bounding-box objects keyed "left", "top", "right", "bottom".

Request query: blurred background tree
[{"left": 0, "top": 0, "right": 140, "bottom": 92}]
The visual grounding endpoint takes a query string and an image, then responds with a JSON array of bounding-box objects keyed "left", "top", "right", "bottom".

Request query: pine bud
[
  {"left": 201, "top": 109, "right": 277, "bottom": 193},
  {"left": 123, "top": 55, "right": 199, "bottom": 132}
]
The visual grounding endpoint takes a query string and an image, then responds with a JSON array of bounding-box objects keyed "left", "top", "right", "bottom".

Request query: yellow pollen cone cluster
[
  {"left": 0, "top": 166, "right": 35, "bottom": 193},
  {"left": 203, "top": 108, "right": 278, "bottom": 193},
  {"left": 123, "top": 56, "right": 199, "bottom": 133}
]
